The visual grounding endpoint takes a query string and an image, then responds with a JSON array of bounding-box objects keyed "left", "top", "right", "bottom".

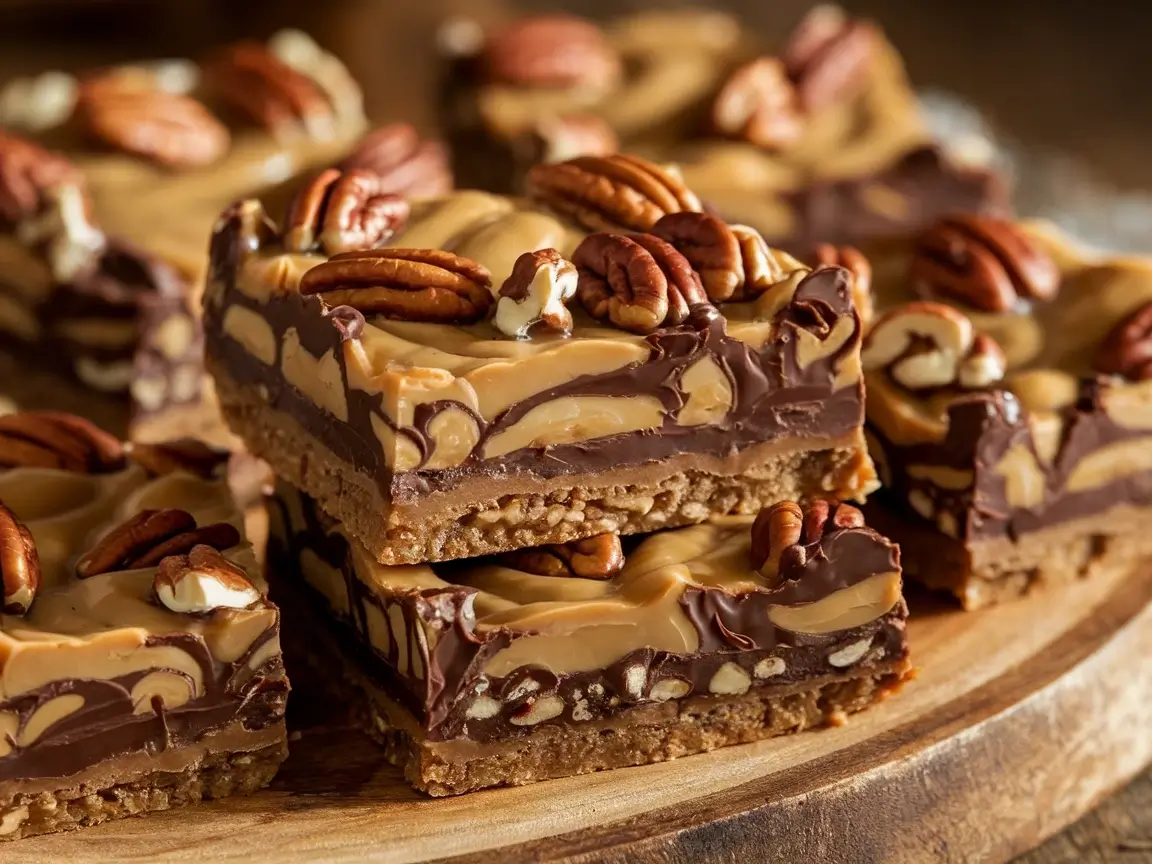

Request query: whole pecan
[
  {"left": 651, "top": 212, "right": 743, "bottom": 302},
  {"left": 749, "top": 500, "right": 804, "bottom": 578},
  {"left": 0, "top": 411, "right": 125, "bottom": 473},
  {"left": 154, "top": 545, "right": 260, "bottom": 614},
  {"left": 528, "top": 154, "right": 703, "bottom": 234},
  {"left": 502, "top": 533, "right": 624, "bottom": 580},
  {"left": 340, "top": 124, "right": 453, "bottom": 198},
  {"left": 812, "top": 243, "right": 872, "bottom": 322},
  {"left": 127, "top": 439, "right": 231, "bottom": 479},
  {"left": 283, "top": 168, "right": 409, "bottom": 255},
  {"left": 0, "top": 130, "right": 81, "bottom": 225},
  {"left": 75, "top": 75, "right": 229, "bottom": 169},
  {"left": 0, "top": 500, "right": 40, "bottom": 615},
  {"left": 494, "top": 248, "right": 578, "bottom": 339},
  {"left": 202, "top": 41, "right": 333, "bottom": 141},
  {"left": 782, "top": 5, "right": 876, "bottom": 112},
  {"left": 801, "top": 499, "right": 865, "bottom": 543},
  {"left": 711, "top": 57, "right": 803, "bottom": 151},
  {"left": 76, "top": 508, "right": 240, "bottom": 578},
  {"left": 911, "top": 215, "right": 1060, "bottom": 312},
  {"left": 299, "top": 248, "right": 493, "bottom": 323},
  {"left": 481, "top": 15, "right": 621, "bottom": 92},
  {"left": 1095, "top": 301, "right": 1152, "bottom": 381},
  {"left": 626, "top": 234, "right": 709, "bottom": 326}
]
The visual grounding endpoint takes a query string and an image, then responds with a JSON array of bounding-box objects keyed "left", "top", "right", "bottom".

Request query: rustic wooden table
[{"left": 1, "top": 0, "right": 1150, "bottom": 860}]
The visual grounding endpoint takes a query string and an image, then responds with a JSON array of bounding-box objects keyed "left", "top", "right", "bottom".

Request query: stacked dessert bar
[
  {"left": 0, "top": 412, "right": 286, "bottom": 840},
  {"left": 0, "top": 30, "right": 450, "bottom": 444},
  {"left": 202, "top": 151, "right": 912, "bottom": 794},
  {"left": 439, "top": 6, "right": 1006, "bottom": 252}
]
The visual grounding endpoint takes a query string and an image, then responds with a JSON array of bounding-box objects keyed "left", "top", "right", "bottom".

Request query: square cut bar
[
  {"left": 269, "top": 482, "right": 911, "bottom": 796},
  {"left": 863, "top": 215, "right": 1152, "bottom": 608},
  {"left": 202, "top": 180, "right": 877, "bottom": 565},
  {"left": 0, "top": 31, "right": 448, "bottom": 443},
  {"left": 0, "top": 412, "right": 287, "bottom": 840},
  {"left": 439, "top": 7, "right": 1006, "bottom": 251}
]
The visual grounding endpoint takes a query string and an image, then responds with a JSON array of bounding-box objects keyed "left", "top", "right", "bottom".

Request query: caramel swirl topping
[
  {"left": 1095, "top": 301, "right": 1152, "bottom": 381},
  {"left": 0, "top": 411, "right": 125, "bottom": 473},
  {"left": 912, "top": 215, "right": 1060, "bottom": 312},
  {"left": 299, "top": 248, "right": 493, "bottom": 323},
  {"left": 284, "top": 168, "right": 409, "bottom": 255},
  {"left": 0, "top": 500, "right": 40, "bottom": 615},
  {"left": 711, "top": 57, "right": 803, "bottom": 151},
  {"left": 340, "top": 123, "right": 453, "bottom": 198},
  {"left": 501, "top": 533, "right": 625, "bottom": 580},
  {"left": 528, "top": 153, "right": 702, "bottom": 234},
  {"left": 481, "top": 15, "right": 621, "bottom": 92},
  {"left": 76, "top": 508, "right": 241, "bottom": 579}
]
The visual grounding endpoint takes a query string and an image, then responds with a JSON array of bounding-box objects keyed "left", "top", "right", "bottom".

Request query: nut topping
[
  {"left": 862, "top": 301, "right": 1006, "bottom": 391},
  {"left": 494, "top": 248, "right": 578, "bottom": 339},
  {"left": 481, "top": 15, "right": 621, "bottom": 92},
  {"left": 651, "top": 212, "right": 743, "bottom": 303},
  {"left": 0, "top": 411, "right": 125, "bottom": 473},
  {"left": 76, "top": 509, "right": 240, "bottom": 579},
  {"left": 749, "top": 501, "right": 804, "bottom": 579},
  {"left": 1094, "top": 301, "right": 1152, "bottom": 381},
  {"left": 728, "top": 224, "right": 806, "bottom": 301},
  {"left": 203, "top": 41, "right": 333, "bottom": 141},
  {"left": 502, "top": 533, "right": 624, "bottom": 580},
  {"left": 0, "top": 501, "right": 39, "bottom": 615},
  {"left": 782, "top": 5, "right": 877, "bottom": 112},
  {"left": 530, "top": 113, "right": 618, "bottom": 165},
  {"left": 154, "top": 545, "right": 260, "bottom": 614},
  {"left": 0, "top": 130, "right": 82, "bottom": 226},
  {"left": 127, "top": 439, "right": 231, "bottom": 479},
  {"left": 340, "top": 123, "right": 453, "bottom": 198},
  {"left": 912, "top": 215, "right": 1060, "bottom": 312},
  {"left": 711, "top": 58, "right": 803, "bottom": 151},
  {"left": 299, "top": 248, "right": 493, "bottom": 323},
  {"left": 812, "top": 243, "right": 872, "bottom": 324},
  {"left": 627, "top": 233, "right": 710, "bottom": 326},
  {"left": 75, "top": 74, "right": 229, "bottom": 169},
  {"left": 283, "top": 168, "right": 409, "bottom": 255},
  {"left": 528, "top": 154, "right": 702, "bottom": 234},
  {"left": 801, "top": 499, "right": 865, "bottom": 543}
]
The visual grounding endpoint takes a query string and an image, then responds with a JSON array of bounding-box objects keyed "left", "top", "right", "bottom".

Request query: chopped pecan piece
[
  {"left": 0, "top": 411, "right": 125, "bottom": 473},
  {"left": 481, "top": 15, "right": 621, "bottom": 92},
  {"left": 75, "top": 73, "right": 229, "bottom": 169},
  {"left": 0, "top": 130, "right": 82, "bottom": 225},
  {"left": 812, "top": 243, "right": 872, "bottom": 323},
  {"left": 203, "top": 41, "right": 333, "bottom": 141},
  {"left": 502, "top": 533, "right": 624, "bottom": 580},
  {"left": 912, "top": 215, "right": 1060, "bottom": 312},
  {"left": 283, "top": 168, "right": 409, "bottom": 255},
  {"left": 0, "top": 501, "right": 40, "bottom": 615},
  {"left": 711, "top": 57, "right": 803, "bottom": 151},
  {"left": 340, "top": 124, "right": 454, "bottom": 198},
  {"left": 154, "top": 545, "right": 260, "bottom": 614},
  {"left": 127, "top": 439, "right": 231, "bottom": 479},
  {"left": 494, "top": 248, "right": 578, "bottom": 338},
  {"left": 729, "top": 224, "right": 806, "bottom": 301},
  {"left": 528, "top": 154, "right": 702, "bottom": 234},
  {"left": 299, "top": 248, "right": 493, "bottom": 323},
  {"left": 782, "top": 5, "right": 876, "bottom": 112},
  {"left": 1095, "top": 301, "right": 1152, "bottom": 381},
  {"left": 76, "top": 509, "right": 240, "bottom": 578}
]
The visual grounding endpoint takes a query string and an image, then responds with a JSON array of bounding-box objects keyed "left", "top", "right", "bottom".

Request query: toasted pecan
[
  {"left": 0, "top": 500, "right": 40, "bottom": 615},
  {"left": 0, "top": 411, "right": 125, "bottom": 473},
  {"left": 76, "top": 508, "right": 240, "bottom": 579},
  {"left": 711, "top": 57, "right": 803, "bottom": 151},
  {"left": 1095, "top": 301, "right": 1152, "bottom": 381},
  {"left": 284, "top": 168, "right": 409, "bottom": 255},
  {"left": 481, "top": 15, "right": 620, "bottom": 91},
  {"left": 0, "top": 130, "right": 82, "bottom": 225},
  {"left": 502, "top": 533, "right": 624, "bottom": 580},
  {"left": 340, "top": 124, "right": 453, "bottom": 198}
]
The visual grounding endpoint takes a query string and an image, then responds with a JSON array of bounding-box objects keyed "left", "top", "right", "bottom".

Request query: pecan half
[
  {"left": 572, "top": 233, "right": 680, "bottom": 334},
  {"left": 75, "top": 74, "right": 229, "bottom": 169},
  {"left": 76, "top": 509, "right": 240, "bottom": 578},
  {"left": 0, "top": 130, "right": 81, "bottom": 225},
  {"left": 1095, "top": 301, "right": 1152, "bottom": 381},
  {"left": 127, "top": 439, "right": 231, "bottom": 479},
  {"left": 0, "top": 501, "right": 39, "bottom": 615},
  {"left": 528, "top": 154, "right": 702, "bottom": 234},
  {"left": 912, "top": 215, "right": 1060, "bottom": 312},
  {"left": 284, "top": 168, "right": 409, "bottom": 255},
  {"left": 711, "top": 57, "right": 803, "bottom": 151},
  {"left": 299, "top": 248, "right": 493, "bottom": 323},
  {"left": 0, "top": 411, "right": 125, "bottom": 473},
  {"left": 651, "top": 212, "right": 743, "bottom": 302},
  {"left": 530, "top": 113, "right": 618, "bottom": 165},
  {"left": 494, "top": 248, "right": 578, "bottom": 339},
  {"left": 782, "top": 5, "right": 877, "bottom": 112},
  {"left": 340, "top": 124, "right": 454, "bottom": 198},
  {"left": 481, "top": 15, "right": 621, "bottom": 92},
  {"left": 154, "top": 545, "right": 260, "bottom": 614},
  {"left": 502, "top": 533, "right": 624, "bottom": 580},
  {"left": 730, "top": 224, "right": 806, "bottom": 301},
  {"left": 812, "top": 243, "right": 872, "bottom": 323},
  {"left": 627, "top": 234, "right": 709, "bottom": 327},
  {"left": 801, "top": 499, "right": 865, "bottom": 543},
  {"left": 749, "top": 501, "right": 804, "bottom": 579},
  {"left": 202, "top": 41, "right": 333, "bottom": 141}
]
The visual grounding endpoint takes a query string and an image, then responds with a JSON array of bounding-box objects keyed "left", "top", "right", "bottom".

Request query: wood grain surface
[{"left": 5, "top": 557, "right": 1150, "bottom": 863}]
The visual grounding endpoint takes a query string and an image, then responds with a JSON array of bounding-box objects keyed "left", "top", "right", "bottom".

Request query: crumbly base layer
[
  {"left": 213, "top": 363, "right": 875, "bottom": 565},
  {"left": 865, "top": 499, "right": 1152, "bottom": 609},
  {"left": 0, "top": 732, "right": 287, "bottom": 842}
]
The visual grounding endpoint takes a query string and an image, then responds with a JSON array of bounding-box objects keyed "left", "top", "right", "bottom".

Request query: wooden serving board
[{"left": 10, "top": 562, "right": 1152, "bottom": 864}]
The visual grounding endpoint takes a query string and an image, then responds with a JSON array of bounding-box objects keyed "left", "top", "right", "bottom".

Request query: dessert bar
[
  {"left": 269, "top": 482, "right": 910, "bottom": 795},
  {"left": 202, "top": 153, "right": 877, "bottom": 565},
  {"left": 863, "top": 214, "right": 1152, "bottom": 607},
  {"left": 0, "top": 31, "right": 450, "bottom": 442},
  {"left": 439, "top": 6, "right": 1005, "bottom": 251},
  {"left": 0, "top": 411, "right": 287, "bottom": 840}
]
